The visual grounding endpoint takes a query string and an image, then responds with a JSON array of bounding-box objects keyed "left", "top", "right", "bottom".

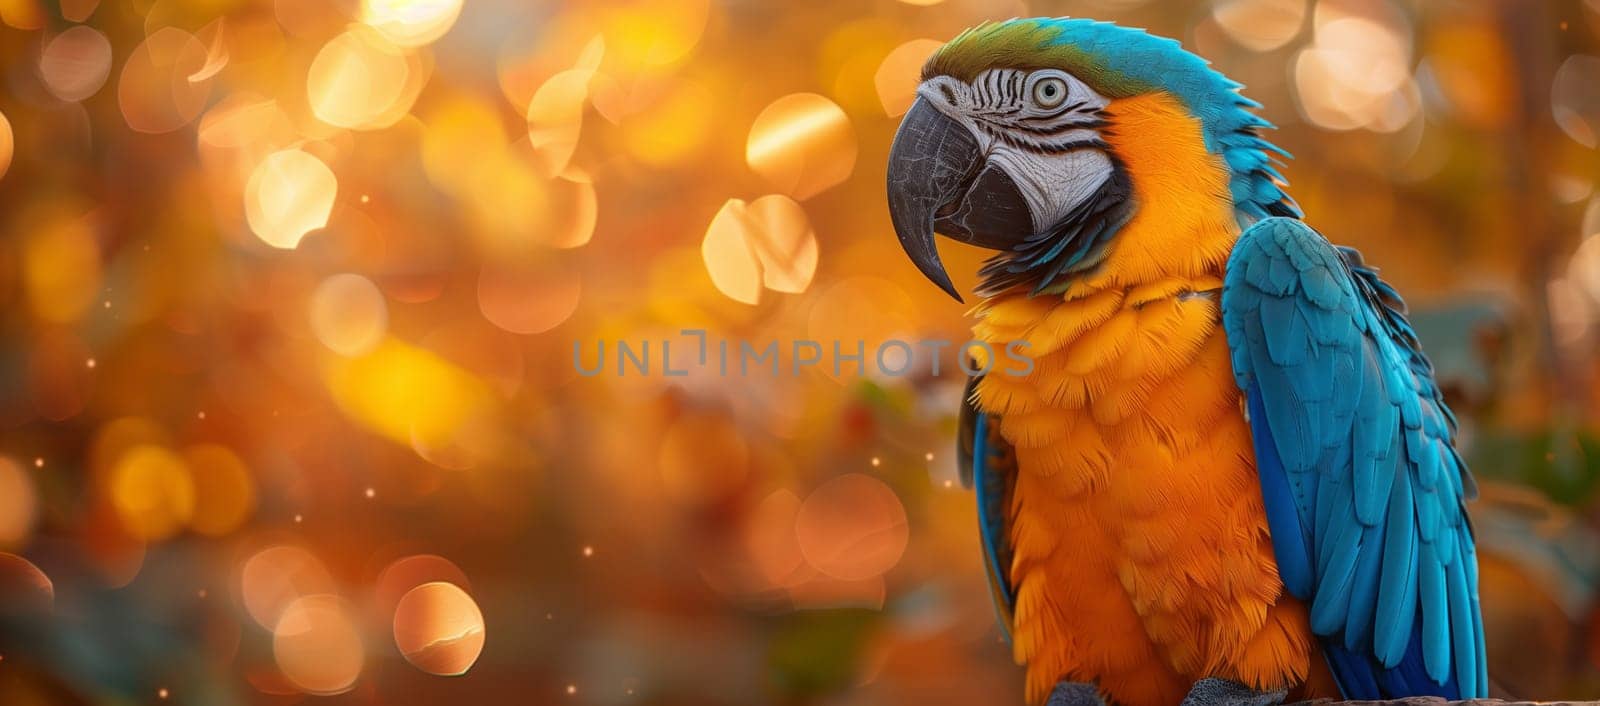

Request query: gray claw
[
  {"left": 1180, "top": 678, "right": 1287, "bottom": 706},
  {"left": 1047, "top": 681, "right": 1107, "bottom": 706}
]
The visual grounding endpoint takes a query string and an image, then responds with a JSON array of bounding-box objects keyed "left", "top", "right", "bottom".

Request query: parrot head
[{"left": 886, "top": 18, "right": 1297, "bottom": 301}]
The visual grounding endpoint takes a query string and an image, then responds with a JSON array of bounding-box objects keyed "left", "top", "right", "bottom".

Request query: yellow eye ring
[{"left": 1032, "top": 77, "right": 1068, "bottom": 109}]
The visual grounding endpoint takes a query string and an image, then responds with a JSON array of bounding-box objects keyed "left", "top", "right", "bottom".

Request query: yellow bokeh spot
[
  {"left": 361, "top": 0, "right": 462, "bottom": 48},
  {"left": 117, "top": 27, "right": 213, "bottom": 134},
  {"left": 746, "top": 93, "right": 857, "bottom": 201},
  {"left": 188, "top": 18, "right": 230, "bottom": 83},
  {"left": 240, "top": 545, "right": 335, "bottom": 628},
  {"left": 0, "top": 0, "right": 45, "bottom": 30},
  {"left": 795, "top": 473, "right": 908, "bottom": 581},
  {"left": 392, "top": 581, "right": 486, "bottom": 676},
  {"left": 1213, "top": 0, "right": 1309, "bottom": 52},
  {"left": 701, "top": 195, "right": 818, "bottom": 305},
  {"left": 874, "top": 39, "right": 943, "bottom": 117},
  {"left": 0, "top": 457, "right": 38, "bottom": 549},
  {"left": 477, "top": 261, "right": 581, "bottom": 334},
  {"left": 526, "top": 69, "right": 592, "bottom": 178},
  {"left": 108, "top": 445, "right": 195, "bottom": 541},
  {"left": 323, "top": 337, "right": 494, "bottom": 448},
  {"left": 182, "top": 444, "right": 255, "bottom": 537},
  {"left": 620, "top": 79, "right": 712, "bottom": 167},
  {"left": 541, "top": 172, "right": 597, "bottom": 249},
  {"left": 309, "top": 273, "right": 389, "bottom": 356},
  {"left": 600, "top": 0, "right": 709, "bottom": 73},
  {"left": 0, "top": 108, "right": 11, "bottom": 180},
  {"left": 423, "top": 97, "right": 561, "bottom": 252},
  {"left": 39, "top": 25, "right": 113, "bottom": 103},
  {"left": 422, "top": 97, "right": 506, "bottom": 190},
  {"left": 307, "top": 27, "right": 422, "bottom": 130},
  {"left": 245, "top": 148, "right": 337, "bottom": 249},
  {"left": 274, "top": 594, "right": 364, "bottom": 695},
  {"left": 23, "top": 211, "right": 102, "bottom": 324}
]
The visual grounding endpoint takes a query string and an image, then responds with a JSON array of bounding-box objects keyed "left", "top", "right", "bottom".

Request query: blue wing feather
[
  {"left": 959, "top": 374, "right": 1016, "bottom": 640},
  {"left": 1222, "top": 217, "right": 1486, "bottom": 700}
]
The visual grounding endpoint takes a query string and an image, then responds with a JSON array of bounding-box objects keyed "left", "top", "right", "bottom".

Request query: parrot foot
[
  {"left": 1046, "top": 681, "right": 1106, "bottom": 706},
  {"left": 1179, "top": 678, "right": 1287, "bottom": 706}
]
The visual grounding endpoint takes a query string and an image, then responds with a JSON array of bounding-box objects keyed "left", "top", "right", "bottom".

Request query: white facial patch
[
  {"left": 918, "top": 69, "right": 1115, "bottom": 236},
  {"left": 989, "top": 148, "right": 1113, "bottom": 233}
]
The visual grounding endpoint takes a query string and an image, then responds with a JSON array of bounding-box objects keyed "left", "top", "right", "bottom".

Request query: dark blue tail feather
[{"left": 1321, "top": 621, "right": 1458, "bottom": 700}]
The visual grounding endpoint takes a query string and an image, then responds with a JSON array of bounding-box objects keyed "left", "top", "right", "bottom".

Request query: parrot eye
[{"left": 1031, "top": 76, "right": 1069, "bottom": 109}]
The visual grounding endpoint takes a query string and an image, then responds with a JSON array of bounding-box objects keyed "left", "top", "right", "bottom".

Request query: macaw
[{"left": 884, "top": 18, "right": 1486, "bottom": 706}]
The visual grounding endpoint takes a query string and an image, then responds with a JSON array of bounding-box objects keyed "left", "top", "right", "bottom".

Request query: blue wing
[
  {"left": 958, "top": 374, "right": 1016, "bottom": 639},
  {"left": 1220, "top": 218, "right": 1487, "bottom": 700}
]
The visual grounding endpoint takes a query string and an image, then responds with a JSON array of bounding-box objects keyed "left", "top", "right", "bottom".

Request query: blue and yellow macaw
[{"left": 884, "top": 19, "right": 1486, "bottom": 706}]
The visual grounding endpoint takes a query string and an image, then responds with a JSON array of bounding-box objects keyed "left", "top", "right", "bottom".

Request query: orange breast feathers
[{"left": 967, "top": 92, "right": 1339, "bottom": 706}]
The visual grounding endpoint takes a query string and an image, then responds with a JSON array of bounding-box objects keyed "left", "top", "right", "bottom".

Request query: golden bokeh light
[
  {"left": 59, "top": 0, "right": 97, "bottom": 22},
  {"left": 274, "top": 594, "right": 365, "bottom": 695},
  {"left": 240, "top": 545, "right": 336, "bottom": 629},
  {"left": 659, "top": 413, "right": 749, "bottom": 507},
  {"left": 198, "top": 94, "right": 292, "bottom": 149},
  {"left": 91, "top": 417, "right": 169, "bottom": 476},
  {"left": 117, "top": 27, "right": 214, "bottom": 134},
  {"left": 499, "top": 22, "right": 604, "bottom": 110},
  {"left": 245, "top": 148, "right": 338, "bottom": 249},
  {"left": 392, "top": 581, "right": 486, "bottom": 676},
  {"left": 197, "top": 94, "right": 298, "bottom": 185},
  {"left": 618, "top": 78, "right": 713, "bottom": 167},
  {"left": 1552, "top": 55, "right": 1600, "bottom": 149},
  {"left": 38, "top": 25, "right": 113, "bottom": 102},
  {"left": 1212, "top": 0, "right": 1308, "bottom": 51},
  {"left": 1569, "top": 224, "right": 1600, "bottom": 304},
  {"left": 600, "top": 0, "right": 710, "bottom": 73},
  {"left": 743, "top": 489, "right": 806, "bottom": 587},
  {"left": 360, "top": 0, "right": 462, "bottom": 48},
  {"left": 274, "top": 0, "right": 347, "bottom": 38},
  {"left": 526, "top": 68, "right": 593, "bottom": 178},
  {"left": 419, "top": 321, "right": 525, "bottom": 399},
  {"left": 0, "top": 552, "right": 53, "bottom": 613},
  {"left": 22, "top": 210, "right": 101, "bottom": 324},
  {"left": 544, "top": 172, "right": 598, "bottom": 249},
  {"left": 188, "top": 18, "right": 229, "bottom": 83},
  {"left": 309, "top": 273, "right": 389, "bottom": 357},
  {"left": 874, "top": 39, "right": 943, "bottom": 117},
  {"left": 107, "top": 445, "right": 195, "bottom": 541},
  {"left": 795, "top": 473, "right": 909, "bottom": 581},
  {"left": 375, "top": 554, "right": 471, "bottom": 616},
  {"left": 182, "top": 444, "right": 256, "bottom": 537},
  {"left": 476, "top": 262, "right": 582, "bottom": 335},
  {"left": 0, "top": 458, "right": 38, "bottom": 549},
  {"left": 307, "top": 28, "right": 419, "bottom": 131},
  {"left": 746, "top": 93, "right": 857, "bottom": 201},
  {"left": 0, "top": 108, "right": 11, "bottom": 180},
  {"left": 701, "top": 195, "right": 819, "bottom": 305},
  {"left": 0, "top": 0, "right": 43, "bottom": 29},
  {"left": 421, "top": 97, "right": 510, "bottom": 193},
  {"left": 1290, "top": 0, "right": 1414, "bottom": 132},
  {"left": 322, "top": 338, "right": 495, "bottom": 448}
]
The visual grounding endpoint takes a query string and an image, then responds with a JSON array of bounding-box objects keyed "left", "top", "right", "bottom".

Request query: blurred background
[{"left": 1, "top": 0, "right": 1599, "bottom": 703}]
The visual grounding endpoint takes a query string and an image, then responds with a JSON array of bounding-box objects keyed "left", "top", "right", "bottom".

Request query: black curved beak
[{"left": 887, "top": 97, "right": 1035, "bottom": 302}]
